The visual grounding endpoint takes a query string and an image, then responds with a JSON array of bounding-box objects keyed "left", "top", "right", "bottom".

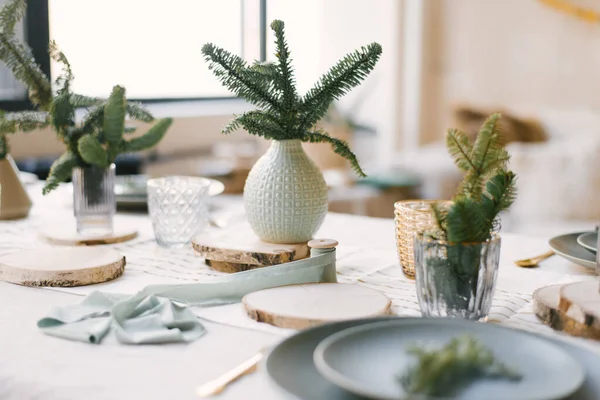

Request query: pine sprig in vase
[
  {"left": 202, "top": 19, "right": 382, "bottom": 177},
  {"left": 431, "top": 113, "right": 517, "bottom": 243},
  {"left": 202, "top": 19, "right": 382, "bottom": 243},
  {"left": 415, "top": 113, "right": 517, "bottom": 320}
]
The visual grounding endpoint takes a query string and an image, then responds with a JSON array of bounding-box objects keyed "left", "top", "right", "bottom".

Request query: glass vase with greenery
[
  {"left": 414, "top": 113, "right": 517, "bottom": 320},
  {"left": 0, "top": 0, "right": 172, "bottom": 234}
]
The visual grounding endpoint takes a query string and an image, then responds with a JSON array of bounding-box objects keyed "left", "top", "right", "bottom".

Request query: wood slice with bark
[
  {"left": 192, "top": 227, "right": 309, "bottom": 272},
  {"left": 556, "top": 281, "right": 600, "bottom": 340},
  {"left": 242, "top": 283, "right": 391, "bottom": 329},
  {"left": 0, "top": 247, "right": 125, "bottom": 287}
]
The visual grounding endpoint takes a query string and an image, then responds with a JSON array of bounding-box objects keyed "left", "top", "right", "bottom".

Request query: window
[{"left": 0, "top": 0, "right": 266, "bottom": 107}]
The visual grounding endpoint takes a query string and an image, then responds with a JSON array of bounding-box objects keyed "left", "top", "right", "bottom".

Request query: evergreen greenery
[
  {"left": 431, "top": 113, "right": 517, "bottom": 243},
  {"left": 202, "top": 20, "right": 382, "bottom": 177},
  {"left": 0, "top": 0, "right": 172, "bottom": 194}
]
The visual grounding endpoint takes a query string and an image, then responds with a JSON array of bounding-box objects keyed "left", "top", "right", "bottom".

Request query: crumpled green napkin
[
  {"left": 37, "top": 291, "right": 206, "bottom": 344},
  {"left": 37, "top": 247, "right": 336, "bottom": 345}
]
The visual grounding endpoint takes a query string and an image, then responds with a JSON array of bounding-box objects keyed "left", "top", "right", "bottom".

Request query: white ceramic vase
[{"left": 244, "top": 139, "right": 328, "bottom": 243}]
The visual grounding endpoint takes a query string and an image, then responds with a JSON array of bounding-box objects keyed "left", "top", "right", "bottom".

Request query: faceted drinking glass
[
  {"left": 72, "top": 164, "right": 116, "bottom": 236},
  {"left": 414, "top": 233, "right": 501, "bottom": 321},
  {"left": 147, "top": 176, "right": 210, "bottom": 248}
]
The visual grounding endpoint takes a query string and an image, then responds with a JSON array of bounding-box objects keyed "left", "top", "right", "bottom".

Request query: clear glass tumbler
[
  {"left": 414, "top": 233, "right": 501, "bottom": 321},
  {"left": 72, "top": 164, "right": 116, "bottom": 236},
  {"left": 147, "top": 176, "right": 210, "bottom": 248}
]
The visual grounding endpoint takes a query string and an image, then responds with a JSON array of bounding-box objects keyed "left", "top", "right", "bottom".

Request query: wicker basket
[{"left": 394, "top": 200, "right": 446, "bottom": 278}]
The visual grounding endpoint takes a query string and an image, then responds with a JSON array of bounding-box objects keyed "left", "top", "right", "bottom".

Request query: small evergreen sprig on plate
[
  {"left": 202, "top": 20, "right": 382, "bottom": 177},
  {"left": 400, "top": 335, "right": 521, "bottom": 397},
  {"left": 432, "top": 113, "right": 517, "bottom": 243}
]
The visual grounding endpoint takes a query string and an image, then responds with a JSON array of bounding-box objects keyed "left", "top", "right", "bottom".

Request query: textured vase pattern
[{"left": 244, "top": 140, "right": 328, "bottom": 243}]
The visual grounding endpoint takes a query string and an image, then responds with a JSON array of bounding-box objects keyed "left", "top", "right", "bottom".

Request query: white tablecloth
[{"left": 0, "top": 184, "right": 598, "bottom": 399}]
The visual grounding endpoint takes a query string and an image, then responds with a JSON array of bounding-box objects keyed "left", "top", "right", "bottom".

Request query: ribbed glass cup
[
  {"left": 394, "top": 200, "right": 448, "bottom": 279},
  {"left": 414, "top": 233, "right": 501, "bottom": 321},
  {"left": 72, "top": 164, "right": 116, "bottom": 236},
  {"left": 147, "top": 176, "right": 210, "bottom": 248}
]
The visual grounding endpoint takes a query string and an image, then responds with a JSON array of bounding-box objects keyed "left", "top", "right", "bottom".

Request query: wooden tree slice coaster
[
  {"left": 0, "top": 247, "right": 125, "bottom": 287},
  {"left": 39, "top": 225, "right": 138, "bottom": 246},
  {"left": 192, "top": 227, "right": 309, "bottom": 273},
  {"left": 557, "top": 281, "right": 600, "bottom": 339},
  {"left": 242, "top": 283, "right": 392, "bottom": 329}
]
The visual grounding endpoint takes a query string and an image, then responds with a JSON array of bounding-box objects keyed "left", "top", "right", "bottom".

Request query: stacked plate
[
  {"left": 549, "top": 231, "right": 598, "bottom": 269},
  {"left": 265, "top": 317, "right": 600, "bottom": 399}
]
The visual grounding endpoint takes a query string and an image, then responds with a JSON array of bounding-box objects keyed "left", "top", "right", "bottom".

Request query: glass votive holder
[
  {"left": 147, "top": 176, "right": 210, "bottom": 248},
  {"left": 414, "top": 233, "right": 501, "bottom": 321},
  {"left": 394, "top": 200, "right": 447, "bottom": 279}
]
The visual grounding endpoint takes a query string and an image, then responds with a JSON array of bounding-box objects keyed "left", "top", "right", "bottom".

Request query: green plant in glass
[
  {"left": 201, "top": 19, "right": 382, "bottom": 177},
  {"left": 0, "top": 0, "right": 172, "bottom": 194},
  {"left": 421, "top": 113, "right": 517, "bottom": 315}
]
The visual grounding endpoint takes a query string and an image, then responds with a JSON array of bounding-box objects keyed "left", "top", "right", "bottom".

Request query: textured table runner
[{"left": 1, "top": 188, "right": 597, "bottom": 341}]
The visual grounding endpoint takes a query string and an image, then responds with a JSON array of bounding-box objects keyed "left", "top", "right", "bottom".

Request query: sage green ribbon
[{"left": 37, "top": 247, "right": 337, "bottom": 344}]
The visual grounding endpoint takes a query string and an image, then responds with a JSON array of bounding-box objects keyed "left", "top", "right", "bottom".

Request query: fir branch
[
  {"left": 50, "top": 92, "right": 74, "bottom": 135},
  {"left": 0, "top": 0, "right": 25, "bottom": 35},
  {"left": 43, "top": 151, "right": 79, "bottom": 195},
  {"left": 103, "top": 85, "right": 126, "bottom": 146},
  {"left": 0, "top": 111, "right": 49, "bottom": 134},
  {"left": 270, "top": 20, "right": 297, "bottom": 114},
  {"left": 431, "top": 203, "right": 449, "bottom": 237},
  {"left": 49, "top": 40, "right": 73, "bottom": 93},
  {"left": 0, "top": 135, "right": 8, "bottom": 158},
  {"left": 0, "top": 33, "right": 51, "bottom": 108},
  {"left": 446, "top": 198, "right": 489, "bottom": 243},
  {"left": 223, "top": 110, "right": 285, "bottom": 137},
  {"left": 225, "top": 110, "right": 286, "bottom": 140},
  {"left": 480, "top": 171, "right": 517, "bottom": 222},
  {"left": 126, "top": 102, "right": 154, "bottom": 122},
  {"left": 299, "top": 43, "right": 382, "bottom": 132},
  {"left": 305, "top": 129, "right": 366, "bottom": 177},
  {"left": 471, "top": 113, "right": 502, "bottom": 172},
  {"left": 121, "top": 118, "right": 172, "bottom": 153},
  {"left": 201, "top": 43, "right": 280, "bottom": 111},
  {"left": 446, "top": 129, "right": 475, "bottom": 172},
  {"left": 69, "top": 93, "right": 103, "bottom": 108},
  {"left": 78, "top": 134, "right": 108, "bottom": 167}
]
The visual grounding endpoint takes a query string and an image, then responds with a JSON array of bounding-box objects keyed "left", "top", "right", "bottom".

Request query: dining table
[{"left": 0, "top": 182, "right": 599, "bottom": 400}]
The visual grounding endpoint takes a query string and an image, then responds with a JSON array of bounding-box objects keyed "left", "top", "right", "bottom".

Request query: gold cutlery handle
[
  {"left": 195, "top": 352, "right": 264, "bottom": 397},
  {"left": 514, "top": 250, "right": 555, "bottom": 268}
]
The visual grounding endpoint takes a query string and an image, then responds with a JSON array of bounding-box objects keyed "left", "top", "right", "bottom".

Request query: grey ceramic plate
[
  {"left": 549, "top": 232, "right": 596, "bottom": 269},
  {"left": 265, "top": 317, "right": 600, "bottom": 400},
  {"left": 313, "top": 319, "right": 583, "bottom": 400},
  {"left": 577, "top": 232, "right": 598, "bottom": 253}
]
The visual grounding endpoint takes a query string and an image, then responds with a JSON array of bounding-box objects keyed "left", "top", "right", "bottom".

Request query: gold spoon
[{"left": 514, "top": 250, "right": 555, "bottom": 268}]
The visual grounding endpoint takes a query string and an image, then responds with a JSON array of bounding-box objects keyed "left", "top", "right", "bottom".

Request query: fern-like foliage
[
  {"left": 202, "top": 19, "right": 382, "bottom": 177},
  {"left": 77, "top": 85, "right": 172, "bottom": 168},
  {"left": 0, "top": 0, "right": 171, "bottom": 193},
  {"left": 0, "top": 0, "right": 51, "bottom": 109},
  {"left": 0, "top": 110, "right": 50, "bottom": 158},
  {"left": 432, "top": 113, "right": 517, "bottom": 243}
]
